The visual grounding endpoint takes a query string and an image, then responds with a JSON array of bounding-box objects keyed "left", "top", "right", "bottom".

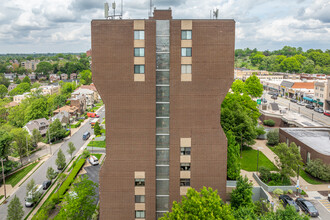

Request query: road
[
  {"left": 263, "top": 93, "right": 330, "bottom": 126},
  {"left": 310, "top": 199, "right": 330, "bottom": 220},
  {"left": 0, "top": 106, "right": 105, "bottom": 219}
]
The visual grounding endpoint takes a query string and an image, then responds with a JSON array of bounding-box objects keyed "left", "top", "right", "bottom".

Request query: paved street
[
  {"left": 263, "top": 93, "right": 330, "bottom": 126},
  {"left": 0, "top": 106, "right": 105, "bottom": 219},
  {"left": 310, "top": 199, "right": 330, "bottom": 220}
]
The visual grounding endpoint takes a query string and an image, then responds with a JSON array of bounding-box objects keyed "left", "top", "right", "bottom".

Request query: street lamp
[
  {"left": 1, "top": 158, "right": 7, "bottom": 199},
  {"left": 48, "top": 131, "right": 52, "bottom": 155}
]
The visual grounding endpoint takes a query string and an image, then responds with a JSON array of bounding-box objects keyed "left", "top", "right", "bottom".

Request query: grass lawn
[
  {"left": 241, "top": 147, "right": 278, "bottom": 171},
  {"left": 6, "top": 162, "right": 39, "bottom": 187},
  {"left": 0, "top": 195, "right": 3, "bottom": 200},
  {"left": 299, "top": 169, "right": 324, "bottom": 185},
  {"left": 88, "top": 140, "right": 106, "bottom": 148},
  {"left": 92, "top": 154, "right": 102, "bottom": 160}
]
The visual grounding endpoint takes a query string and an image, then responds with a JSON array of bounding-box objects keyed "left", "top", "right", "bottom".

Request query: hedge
[
  {"left": 70, "top": 121, "right": 81, "bottom": 128},
  {"left": 263, "top": 119, "right": 275, "bottom": 127}
]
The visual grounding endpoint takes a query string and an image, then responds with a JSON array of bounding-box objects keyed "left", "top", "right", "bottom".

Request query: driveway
[{"left": 83, "top": 165, "right": 100, "bottom": 204}]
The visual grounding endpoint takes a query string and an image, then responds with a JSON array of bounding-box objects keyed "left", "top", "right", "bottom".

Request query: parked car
[
  {"left": 290, "top": 99, "right": 298, "bottom": 103},
  {"left": 87, "top": 112, "right": 100, "bottom": 118},
  {"left": 279, "top": 195, "right": 299, "bottom": 212},
  {"left": 25, "top": 184, "right": 43, "bottom": 207},
  {"left": 305, "top": 104, "right": 315, "bottom": 109},
  {"left": 261, "top": 98, "right": 267, "bottom": 103},
  {"left": 314, "top": 108, "right": 324, "bottom": 113},
  {"left": 295, "top": 198, "right": 319, "bottom": 217},
  {"left": 83, "top": 131, "right": 91, "bottom": 140},
  {"left": 271, "top": 95, "right": 277, "bottom": 100},
  {"left": 297, "top": 101, "right": 306, "bottom": 106},
  {"left": 324, "top": 111, "right": 330, "bottom": 117},
  {"left": 42, "top": 180, "right": 51, "bottom": 190},
  {"left": 57, "top": 163, "right": 66, "bottom": 171},
  {"left": 88, "top": 155, "right": 99, "bottom": 166}
]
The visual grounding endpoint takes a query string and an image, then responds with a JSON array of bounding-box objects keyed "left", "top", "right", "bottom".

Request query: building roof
[
  {"left": 280, "top": 80, "right": 294, "bottom": 88},
  {"left": 24, "top": 118, "right": 49, "bottom": 135},
  {"left": 72, "top": 88, "right": 94, "bottom": 95},
  {"left": 54, "top": 105, "right": 78, "bottom": 114},
  {"left": 52, "top": 111, "right": 69, "bottom": 122},
  {"left": 5, "top": 101, "right": 19, "bottom": 108},
  {"left": 281, "top": 127, "right": 330, "bottom": 156},
  {"left": 292, "top": 82, "right": 314, "bottom": 89},
  {"left": 76, "top": 84, "right": 97, "bottom": 92}
]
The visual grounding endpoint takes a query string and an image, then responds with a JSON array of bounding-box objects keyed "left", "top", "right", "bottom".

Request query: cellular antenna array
[{"left": 104, "top": 0, "right": 123, "bottom": 19}]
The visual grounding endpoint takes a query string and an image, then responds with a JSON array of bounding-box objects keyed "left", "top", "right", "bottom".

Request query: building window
[
  {"left": 181, "top": 30, "right": 192, "bottom": 40},
  {"left": 135, "top": 210, "right": 145, "bottom": 218},
  {"left": 134, "top": 65, "right": 145, "bottom": 74},
  {"left": 180, "top": 163, "right": 191, "bottom": 171},
  {"left": 134, "top": 48, "right": 145, "bottom": 57},
  {"left": 307, "top": 152, "right": 310, "bottom": 163},
  {"left": 180, "top": 147, "right": 191, "bottom": 155},
  {"left": 180, "top": 179, "right": 190, "bottom": 186},
  {"left": 181, "top": 64, "right": 192, "bottom": 74},
  {"left": 135, "top": 178, "right": 145, "bottom": 186},
  {"left": 134, "top": 30, "right": 144, "bottom": 40},
  {"left": 135, "top": 195, "right": 145, "bottom": 203},
  {"left": 181, "top": 48, "right": 192, "bottom": 57}
]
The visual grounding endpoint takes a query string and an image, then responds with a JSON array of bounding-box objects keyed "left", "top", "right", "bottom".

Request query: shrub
[
  {"left": 266, "top": 129, "right": 279, "bottom": 145},
  {"left": 64, "top": 130, "right": 70, "bottom": 137},
  {"left": 70, "top": 121, "right": 81, "bottom": 128},
  {"left": 263, "top": 119, "right": 275, "bottom": 127},
  {"left": 273, "top": 188, "right": 283, "bottom": 195},
  {"left": 259, "top": 166, "right": 271, "bottom": 182},
  {"left": 301, "top": 190, "right": 307, "bottom": 195},
  {"left": 82, "top": 149, "right": 90, "bottom": 159},
  {"left": 79, "top": 119, "right": 84, "bottom": 122},
  {"left": 287, "top": 189, "right": 293, "bottom": 194},
  {"left": 43, "top": 200, "right": 56, "bottom": 212},
  {"left": 305, "top": 159, "right": 330, "bottom": 181}
]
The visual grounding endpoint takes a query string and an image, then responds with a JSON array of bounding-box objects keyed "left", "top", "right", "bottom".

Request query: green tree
[
  {"left": 10, "top": 128, "right": 30, "bottom": 165},
  {"left": 280, "top": 57, "right": 301, "bottom": 73},
  {"left": 301, "top": 59, "right": 315, "bottom": 73},
  {"left": 46, "top": 119, "right": 66, "bottom": 142},
  {"left": 274, "top": 143, "right": 302, "bottom": 181},
  {"left": 67, "top": 142, "right": 76, "bottom": 158},
  {"left": 7, "top": 195, "right": 24, "bottom": 220},
  {"left": 226, "top": 130, "right": 240, "bottom": 180},
  {"left": 36, "top": 62, "right": 53, "bottom": 75},
  {"left": 0, "top": 84, "right": 8, "bottom": 98},
  {"left": 22, "top": 76, "right": 31, "bottom": 85},
  {"left": 33, "top": 209, "right": 49, "bottom": 220},
  {"left": 267, "top": 129, "right": 279, "bottom": 146},
  {"left": 25, "top": 98, "right": 48, "bottom": 122},
  {"left": 79, "top": 70, "right": 92, "bottom": 85},
  {"left": 261, "top": 205, "right": 309, "bottom": 220},
  {"left": 26, "top": 178, "right": 41, "bottom": 204},
  {"left": 55, "top": 149, "right": 66, "bottom": 169},
  {"left": 0, "top": 73, "right": 10, "bottom": 88},
  {"left": 231, "top": 79, "right": 245, "bottom": 94},
  {"left": 8, "top": 103, "right": 27, "bottom": 127},
  {"left": 57, "top": 176, "right": 97, "bottom": 219},
  {"left": 31, "top": 129, "right": 42, "bottom": 147},
  {"left": 244, "top": 75, "right": 263, "bottom": 97},
  {"left": 249, "top": 51, "right": 265, "bottom": 66},
  {"left": 61, "top": 82, "right": 76, "bottom": 97},
  {"left": 32, "top": 82, "right": 41, "bottom": 89},
  {"left": 230, "top": 175, "right": 254, "bottom": 209},
  {"left": 8, "top": 82, "right": 31, "bottom": 96},
  {"left": 160, "top": 187, "right": 234, "bottom": 220},
  {"left": 94, "top": 122, "right": 101, "bottom": 136},
  {"left": 46, "top": 167, "right": 56, "bottom": 181},
  {"left": 0, "top": 129, "right": 12, "bottom": 159}
]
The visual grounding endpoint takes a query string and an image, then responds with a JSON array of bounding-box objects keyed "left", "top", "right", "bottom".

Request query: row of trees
[
  {"left": 160, "top": 176, "right": 308, "bottom": 219},
  {"left": 221, "top": 76, "right": 264, "bottom": 180},
  {"left": 236, "top": 46, "right": 330, "bottom": 74}
]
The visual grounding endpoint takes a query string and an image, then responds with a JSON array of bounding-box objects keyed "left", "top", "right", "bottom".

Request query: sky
[{"left": 0, "top": 0, "right": 329, "bottom": 54}]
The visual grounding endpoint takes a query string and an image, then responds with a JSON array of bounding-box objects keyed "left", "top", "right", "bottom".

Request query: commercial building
[
  {"left": 279, "top": 127, "right": 330, "bottom": 164},
  {"left": 92, "top": 9, "right": 235, "bottom": 219}
]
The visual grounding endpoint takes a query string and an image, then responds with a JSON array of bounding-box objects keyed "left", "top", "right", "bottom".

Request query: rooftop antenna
[
  {"left": 213, "top": 8, "right": 219, "bottom": 19},
  {"left": 104, "top": 1, "right": 123, "bottom": 19},
  {"left": 149, "top": 0, "right": 153, "bottom": 17}
]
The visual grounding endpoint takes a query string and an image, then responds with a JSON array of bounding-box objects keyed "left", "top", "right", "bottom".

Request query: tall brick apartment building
[{"left": 92, "top": 9, "right": 235, "bottom": 219}]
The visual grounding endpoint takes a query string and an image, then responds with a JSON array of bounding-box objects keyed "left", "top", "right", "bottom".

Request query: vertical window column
[
  {"left": 134, "top": 20, "right": 145, "bottom": 82},
  {"left": 181, "top": 20, "right": 192, "bottom": 82},
  {"left": 156, "top": 20, "right": 170, "bottom": 219},
  {"left": 180, "top": 138, "right": 191, "bottom": 196},
  {"left": 134, "top": 171, "right": 145, "bottom": 219}
]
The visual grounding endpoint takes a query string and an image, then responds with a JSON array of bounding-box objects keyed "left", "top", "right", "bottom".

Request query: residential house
[
  {"left": 71, "top": 89, "right": 94, "bottom": 106},
  {"left": 70, "top": 73, "right": 77, "bottom": 80},
  {"left": 49, "top": 74, "right": 60, "bottom": 83},
  {"left": 31, "top": 85, "right": 59, "bottom": 96},
  {"left": 28, "top": 73, "right": 37, "bottom": 82},
  {"left": 51, "top": 111, "right": 70, "bottom": 124},
  {"left": 68, "top": 95, "right": 87, "bottom": 114},
  {"left": 4, "top": 73, "right": 16, "bottom": 82},
  {"left": 37, "top": 75, "right": 47, "bottom": 81},
  {"left": 60, "top": 73, "right": 68, "bottom": 80},
  {"left": 8, "top": 84, "right": 18, "bottom": 92},
  {"left": 24, "top": 118, "right": 49, "bottom": 136},
  {"left": 18, "top": 74, "right": 26, "bottom": 81},
  {"left": 53, "top": 105, "right": 79, "bottom": 118},
  {"left": 5, "top": 101, "right": 19, "bottom": 108},
  {"left": 75, "top": 84, "right": 100, "bottom": 102},
  {"left": 13, "top": 92, "right": 30, "bottom": 103},
  {"left": 21, "top": 60, "right": 40, "bottom": 71}
]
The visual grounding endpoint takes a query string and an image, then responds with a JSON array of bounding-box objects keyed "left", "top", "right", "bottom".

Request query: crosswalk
[{"left": 319, "top": 199, "right": 330, "bottom": 211}]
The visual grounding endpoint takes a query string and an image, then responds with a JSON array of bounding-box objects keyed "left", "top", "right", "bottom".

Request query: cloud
[{"left": 299, "top": 0, "right": 330, "bottom": 23}]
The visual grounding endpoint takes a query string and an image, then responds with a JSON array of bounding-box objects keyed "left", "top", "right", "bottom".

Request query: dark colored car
[
  {"left": 279, "top": 195, "right": 299, "bottom": 212},
  {"left": 295, "top": 198, "right": 319, "bottom": 217},
  {"left": 57, "top": 164, "right": 66, "bottom": 171},
  {"left": 42, "top": 180, "right": 51, "bottom": 190},
  {"left": 261, "top": 98, "right": 267, "bottom": 103},
  {"left": 290, "top": 99, "right": 298, "bottom": 103},
  {"left": 271, "top": 95, "right": 278, "bottom": 100},
  {"left": 305, "top": 104, "right": 315, "bottom": 109},
  {"left": 82, "top": 131, "right": 90, "bottom": 140}
]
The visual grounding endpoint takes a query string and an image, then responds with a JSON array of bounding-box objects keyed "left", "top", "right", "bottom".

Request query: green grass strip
[
  {"left": 92, "top": 154, "right": 102, "bottom": 160},
  {"left": 240, "top": 147, "right": 278, "bottom": 171},
  {"left": 6, "top": 162, "right": 39, "bottom": 187},
  {"left": 299, "top": 169, "right": 324, "bottom": 185},
  {"left": 87, "top": 140, "right": 106, "bottom": 148}
]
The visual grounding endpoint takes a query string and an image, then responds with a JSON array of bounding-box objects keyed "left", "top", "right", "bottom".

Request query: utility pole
[
  {"left": 256, "top": 149, "right": 260, "bottom": 174},
  {"left": 1, "top": 158, "right": 7, "bottom": 199},
  {"left": 48, "top": 131, "right": 52, "bottom": 155},
  {"left": 296, "top": 165, "right": 300, "bottom": 196},
  {"left": 26, "top": 136, "right": 30, "bottom": 162}
]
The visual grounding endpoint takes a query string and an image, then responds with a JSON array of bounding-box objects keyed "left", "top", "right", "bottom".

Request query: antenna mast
[
  {"left": 149, "top": 0, "right": 153, "bottom": 17},
  {"left": 212, "top": 8, "right": 219, "bottom": 19},
  {"left": 104, "top": 1, "right": 123, "bottom": 19}
]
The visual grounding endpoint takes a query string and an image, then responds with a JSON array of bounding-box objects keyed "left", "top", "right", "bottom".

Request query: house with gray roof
[{"left": 23, "top": 118, "right": 50, "bottom": 136}]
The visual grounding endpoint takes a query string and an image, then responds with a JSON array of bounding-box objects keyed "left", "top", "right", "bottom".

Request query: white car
[
  {"left": 25, "top": 184, "right": 43, "bottom": 207},
  {"left": 297, "top": 101, "right": 306, "bottom": 106},
  {"left": 88, "top": 155, "right": 99, "bottom": 166}
]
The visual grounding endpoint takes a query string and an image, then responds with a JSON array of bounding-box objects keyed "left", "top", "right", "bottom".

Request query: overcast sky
[{"left": 0, "top": 0, "right": 329, "bottom": 54}]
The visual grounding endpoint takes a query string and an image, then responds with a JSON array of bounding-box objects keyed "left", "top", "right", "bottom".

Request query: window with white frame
[
  {"left": 134, "top": 31, "right": 144, "bottom": 40},
  {"left": 181, "top": 64, "right": 191, "bottom": 74},
  {"left": 181, "top": 48, "right": 192, "bottom": 57}
]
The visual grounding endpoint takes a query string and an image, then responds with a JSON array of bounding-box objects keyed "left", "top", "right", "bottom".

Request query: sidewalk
[{"left": 0, "top": 156, "right": 50, "bottom": 205}]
